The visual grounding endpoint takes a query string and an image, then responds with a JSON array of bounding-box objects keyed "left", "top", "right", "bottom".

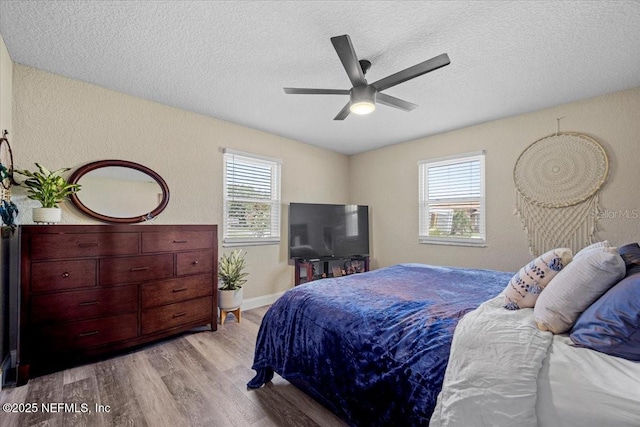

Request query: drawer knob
[
  {"left": 173, "top": 240, "right": 187, "bottom": 244},
  {"left": 172, "top": 287, "right": 188, "bottom": 293},
  {"left": 192, "top": 260, "right": 199, "bottom": 265},
  {"left": 130, "top": 266, "right": 150, "bottom": 272},
  {"left": 78, "top": 330, "right": 99, "bottom": 337},
  {"left": 173, "top": 311, "right": 187, "bottom": 318},
  {"left": 61, "top": 272, "right": 70, "bottom": 278}
]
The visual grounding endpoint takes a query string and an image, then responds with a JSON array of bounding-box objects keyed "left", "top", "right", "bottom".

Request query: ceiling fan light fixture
[
  {"left": 350, "top": 85, "right": 377, "bottom": 115},
  {"left": 350, "top": 101, "right": 376, "bottom": 115}
]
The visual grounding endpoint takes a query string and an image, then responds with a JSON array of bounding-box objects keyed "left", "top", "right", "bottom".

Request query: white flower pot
[
  {"left": 218, "top": 288, "right": 243, "bottom": 310},
  {"left": 33, "top": 207, "right": 62, "bottom": 224}
]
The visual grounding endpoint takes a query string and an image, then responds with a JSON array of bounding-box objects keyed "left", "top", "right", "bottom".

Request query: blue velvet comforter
[{"left": 248, "top": 263, "right": 511, "bottom": 426}]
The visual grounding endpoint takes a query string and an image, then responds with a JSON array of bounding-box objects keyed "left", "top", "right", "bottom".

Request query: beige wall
[
  {"left": 0, "top": 35, "right": 11, "bottom": 138},
  {"left": 10, "top": 62, "right": 640, "bottom": 296},
  {"left": 0, "top": 34, "right": 14, "bottom": 384},
  {"left": 350, "top": 87, "right": 640, "bottom": 273},
  {"left": 12, "top": 64, "right": 350, "bottom": 300}
]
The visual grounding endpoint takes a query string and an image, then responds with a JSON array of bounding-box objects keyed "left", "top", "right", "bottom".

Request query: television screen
[{"left": 289, "top": 203, "right": 369, "bottom": 260}]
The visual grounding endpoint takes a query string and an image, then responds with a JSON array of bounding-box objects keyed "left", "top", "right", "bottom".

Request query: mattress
[{"left": 537, "top": 335, "right": 640, "bottom": 427}]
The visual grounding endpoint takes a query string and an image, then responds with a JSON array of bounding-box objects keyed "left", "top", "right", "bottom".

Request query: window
[
  {"left": 223, "top": 149, "right": 281, "bottom": 246},
  {"left": 345, "top": 204, "right": 359, "bottom": 237},
  {"left": 419, "top": 151, "right": 485, "bottom": 246}
]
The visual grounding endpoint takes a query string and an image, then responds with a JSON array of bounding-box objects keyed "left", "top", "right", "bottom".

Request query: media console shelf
[{"left": 294, "top": 256, "right": 370, "bottom": 286}]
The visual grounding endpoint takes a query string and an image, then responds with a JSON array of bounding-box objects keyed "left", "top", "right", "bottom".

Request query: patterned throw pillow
[{"left": 503, "top": 248, "right": 573, "bottom": 310}]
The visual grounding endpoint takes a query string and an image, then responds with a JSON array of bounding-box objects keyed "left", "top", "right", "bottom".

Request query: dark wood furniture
[
  {"left": 17, "top": 224, "right": 217, "bottom": 385},
  {"left": 294, "top": 256, "right": 370, "bottom": 286}
]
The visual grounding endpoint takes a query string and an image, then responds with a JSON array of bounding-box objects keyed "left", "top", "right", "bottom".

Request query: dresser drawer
[
  {"left": 100, "top": 254, "right": 173, "bottom": 285},
  {"left": 141, "top": 275, "right": 212, "bottom": 308},
  {"left": 31, "top": 285, "right": 138, "bottom": 324},
  {"left": 176, "top": 250, "right": 213, "bottom": 276},
  {"left": 31, "top": 259, "right": 96, "bottom": 293},
  {"left": 141, "top": 297, "right": 212, "bottom": 335},
  {"left": 30, "top": 232, "right": 139, "bottom": 260},
  {"left": 141, "top": 230, "right": 214, "bottom": 253},
  {"left": 34, "top": 313, "right": 138, "bottom": 352}
]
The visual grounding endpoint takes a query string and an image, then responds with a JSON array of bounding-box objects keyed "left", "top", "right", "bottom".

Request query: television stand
[{"left": 294, "top": 256, "right": 370, "bottom": 286}]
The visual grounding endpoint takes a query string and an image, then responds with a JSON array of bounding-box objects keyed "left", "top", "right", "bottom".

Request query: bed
[
  {"left": 429, "top": 295, "right": 640, "bottom": 427},
  {"left": 247, "top": 263, "right": 511, "bottom": 425},
  {"left": 248, "top": 260, "right": 640, "bottom": 426}
]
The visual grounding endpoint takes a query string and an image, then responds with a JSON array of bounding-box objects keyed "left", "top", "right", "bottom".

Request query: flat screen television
[{"left": 289, "top": 202, "right": 369, "bottom": 260}]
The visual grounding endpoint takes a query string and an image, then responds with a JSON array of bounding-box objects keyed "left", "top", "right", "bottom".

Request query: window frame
[
  {"left": 418, "top": 151, "right": 486, "bottom": 247},
  {"left": 222, "top": 149, "right": 282, "bottom": 247}
]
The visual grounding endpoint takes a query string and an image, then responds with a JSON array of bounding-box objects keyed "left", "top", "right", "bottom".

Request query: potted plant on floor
[
  {"left": 15, "top": 163, "right": 81, "bottom": 223},
  {"left": 218, "top": 249, "right": 249, "bottom": 311}
]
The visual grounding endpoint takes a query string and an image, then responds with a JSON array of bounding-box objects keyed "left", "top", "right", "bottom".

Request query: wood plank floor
[{"left": 0, "top": 306, "right": 347, "bottom": 427}]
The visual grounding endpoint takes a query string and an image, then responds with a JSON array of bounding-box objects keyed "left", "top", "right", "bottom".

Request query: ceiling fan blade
[
  {"left": 371, "top": 53, "right": 450, "bottom": 92},
  {"left": 333, "top": 102, "right": 351, "bottom": 120},
  {"left": 376, "top": 93, "right": 418, "bottom": 111},
  {"left": 284, "top": 88, "right": 350, "bottom": 95},
  {"left": 331, "top": 35, "right": 367, "bottom": 87}
]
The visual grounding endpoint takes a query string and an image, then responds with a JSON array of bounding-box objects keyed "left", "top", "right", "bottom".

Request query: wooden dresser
[{"left": 18, "top": 224, "right": 217, "bottom": 385}]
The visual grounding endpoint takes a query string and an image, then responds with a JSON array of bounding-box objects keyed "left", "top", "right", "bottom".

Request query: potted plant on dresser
[
  {"left": 15, "top": 163, "right": 81, "bottom": 224},
  {"left": 218, "top": 249, "right": 248, "bottom": 324}
]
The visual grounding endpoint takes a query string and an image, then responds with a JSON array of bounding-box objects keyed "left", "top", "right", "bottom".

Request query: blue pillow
[
  {"left": 618, "top": 243, "right": 640, "bottom": 275},
  {"left": 570, "top": 272, "right": 640, "bottom": 361}
]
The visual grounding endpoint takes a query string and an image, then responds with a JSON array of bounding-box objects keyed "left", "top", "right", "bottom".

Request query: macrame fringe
[{"left": 514, "top": 190, "right": 600, "bottom": 257}]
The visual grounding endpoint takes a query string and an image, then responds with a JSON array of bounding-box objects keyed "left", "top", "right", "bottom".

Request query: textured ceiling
[{"left": 1, "top": 1, "right": 640, "bottom": 155}]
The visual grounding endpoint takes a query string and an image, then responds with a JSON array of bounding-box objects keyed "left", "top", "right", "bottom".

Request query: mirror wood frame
[{"left": 69, "top": 159, "right": 170, "bottom": 223}]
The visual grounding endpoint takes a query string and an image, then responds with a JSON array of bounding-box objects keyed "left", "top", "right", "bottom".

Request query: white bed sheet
[
  {"left": 537, "top": 335, "right": 640, "bottom": 427},
  {"left": 430, "top": 296, "right": 552, "bottom": 427},
  {"left": 430, "top": 295, "right": 640, "bottom": 427}
]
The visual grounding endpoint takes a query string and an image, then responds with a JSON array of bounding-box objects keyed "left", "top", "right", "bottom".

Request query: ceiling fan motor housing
[{"left": 350, "top": 85, "right": 377, "bottom": 114}]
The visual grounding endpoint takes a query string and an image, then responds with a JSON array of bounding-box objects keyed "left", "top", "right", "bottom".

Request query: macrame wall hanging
[
  {"left": 0, "top": 130, "right": 14, "bottom": 199},
  {"left": 513, "top": 130, "right": 609, "bottom": 257},
  {"left": 0, "top": 130, "right": 19, "bottom": 231}
]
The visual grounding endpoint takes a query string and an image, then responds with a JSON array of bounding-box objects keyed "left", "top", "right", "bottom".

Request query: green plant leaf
[
  {"left": 15, "top": 163, "right": 81, "bottom": 208},
  {"left": 218, "top": 249, "right": 248, "bottom": 291}
]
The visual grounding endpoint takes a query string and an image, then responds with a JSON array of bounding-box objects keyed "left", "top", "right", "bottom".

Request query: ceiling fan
[{"left": 284, "top": 34, "right": 450, "bottom": 120}]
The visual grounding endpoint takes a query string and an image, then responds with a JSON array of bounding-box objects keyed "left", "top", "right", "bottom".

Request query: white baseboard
[{"left": 241, "top": 291, "right": 286, "bottom": 311}]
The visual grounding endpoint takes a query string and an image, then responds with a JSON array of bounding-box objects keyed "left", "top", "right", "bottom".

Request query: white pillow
[
  {"left": 503, "top": 248, "right": 573, "bottom": 310},
  {"left": 573, "top": 240, "right": 611, "bottom": 260},
  {"left": 534, "top": 246, "right": 625, "bottom": 334}
]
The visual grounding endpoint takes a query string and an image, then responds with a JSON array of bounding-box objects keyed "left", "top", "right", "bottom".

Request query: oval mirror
[{"left": 69, "top": 160, "right": 170, "bottom": 223}]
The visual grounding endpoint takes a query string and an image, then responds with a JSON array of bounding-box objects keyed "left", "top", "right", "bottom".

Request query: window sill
[
  {"left": 223, "top": 239, "right": 280, "bottom": 248},
  {"left": 419, "top": 237, "right": 486, "bottom": 248}
]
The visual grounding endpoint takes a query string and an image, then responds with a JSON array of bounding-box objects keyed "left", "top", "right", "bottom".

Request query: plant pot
[
  {"left": 33, "top": 207, "right": 62, "bottom": 224},
  {"left": 218, "top": 288, "right": 243, "bottom": 310}
]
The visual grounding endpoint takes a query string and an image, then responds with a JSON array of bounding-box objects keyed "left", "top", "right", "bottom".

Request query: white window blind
[
  {"left": 223, "top": 149, "right": 281, "bottom": 246},
  {"left": 419, "top": 151, "right": 485, "bottom": 246}
]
